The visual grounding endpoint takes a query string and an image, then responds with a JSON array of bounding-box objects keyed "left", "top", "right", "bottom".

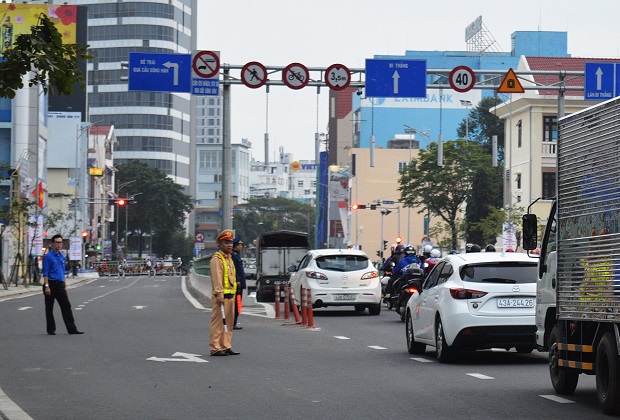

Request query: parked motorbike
[{"left": 394, "top": 265, "right": 425, "bottom": 321}]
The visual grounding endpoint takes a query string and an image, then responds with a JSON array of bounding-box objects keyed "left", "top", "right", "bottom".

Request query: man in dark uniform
[
  {"left": 231, "top": 236, "right": 246, "bottom": 330},
  {"left": 42, "top": 234, "right": 84, "bottom": 335}
]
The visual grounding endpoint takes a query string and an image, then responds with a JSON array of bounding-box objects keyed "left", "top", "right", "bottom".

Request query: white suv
[{"left": 289, "top": 249, "right": 381, "bottom": 315}]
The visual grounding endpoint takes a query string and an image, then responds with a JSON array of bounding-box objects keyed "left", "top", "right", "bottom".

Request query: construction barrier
[
  {"left": 301, "top": 288, "right": 308, "bottom": 326},
  {"left": 306, "top": 288, "right": 315, "bottom": 329},
  {"left": 275, "top": 283, "right": 281, "bottom": 319},
  {"left": 289, "top": 284, "right": 301, "bottom": 324},
  {"left": 283, "top": 284, "right": 290, "bottom": 321}
]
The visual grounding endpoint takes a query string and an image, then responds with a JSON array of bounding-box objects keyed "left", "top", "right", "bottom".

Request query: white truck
[
  {"left": 523, "top": 96, "right": 620, "bottom": 415},
  {"left": 255, "top": 230, "right": 310, "bottom": 302}
]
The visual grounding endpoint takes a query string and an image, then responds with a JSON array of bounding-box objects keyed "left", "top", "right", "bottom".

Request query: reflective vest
[{"left": 214, "top": 251, "right": 237, "bottom": 295}]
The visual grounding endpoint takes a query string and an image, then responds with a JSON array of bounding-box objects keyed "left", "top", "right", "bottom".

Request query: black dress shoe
[
  {"left": 233, "top": 325, "right": 243, "bottom": 330},
  {"left": 225, "top": 349, "right": 240, "bottom": 355},
  {"left": 47, "top": 332, "right": 56, "bottom": 335},
  {"left": 69, "top": 331, "right": 84, "bottom": 335},
  {"left": 210, "top": 350, "right": 228, "bottom": 356}
]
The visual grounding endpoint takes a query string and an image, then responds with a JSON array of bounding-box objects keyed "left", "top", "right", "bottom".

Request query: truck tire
[
  {"left": 596, "top": 331, "right": 620, "bottom": 415},
  {"left": 548, "top": 325, "right": 579, "bottom": 395}
]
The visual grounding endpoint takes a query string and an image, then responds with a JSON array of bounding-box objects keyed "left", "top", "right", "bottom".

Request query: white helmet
[
  {"left": 423, "top": 244, "right": 433, "bottom": 254},
  {"left": 430, "top": 248, "right": 441, "bottom": 258}
]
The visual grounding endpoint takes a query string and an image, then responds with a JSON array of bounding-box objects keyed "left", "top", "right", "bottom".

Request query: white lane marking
[
  {"left": 133, "top": 306, "right": 146, "bottom": 310},
  {"left": 78, "top": 304, "right": 86, "bottom": 307},
  {"left": 147, "top": 352, "right": 208, "bottom": 363},
  {"left": 18, "top": 307, "right": 32, "bottom": 311},
  {"left": 0, "top": 385, "right": 33, "bottom": 419},
  {"left": 75, "top": 308, "right": 82, "bottom": 310},
  {"left": 181, "top": 277, "right": 206, "bottom": 310},
  {"left": 540, "top": 395, "right": 575, "bottom": 404},
  {"left": 410, "top": 357, "right": 434, "bottom": 363},
  {"left": 467, "top": 373, "right": 494, "bottom": 380},
  {"left": 368, "top": 346, "right": 387, "bottom": 350},
  {"left": 334, "top": 336, "right": 350, "bottom": 340}
]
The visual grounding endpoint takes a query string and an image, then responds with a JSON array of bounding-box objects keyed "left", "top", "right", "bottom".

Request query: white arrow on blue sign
[
  {"left": 128, "top": 52, "right": 192, "bottom": 93},
  {"left": 584, "top": 62, "right": 618, "bottom": 100},
  {"left": 365, "top": 59, "right": 426, "bottom": 98}
]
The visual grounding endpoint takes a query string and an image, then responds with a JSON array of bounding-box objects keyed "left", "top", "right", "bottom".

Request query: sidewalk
[{"left": 0, "top": 272, "right": 99, "bottom": 301}]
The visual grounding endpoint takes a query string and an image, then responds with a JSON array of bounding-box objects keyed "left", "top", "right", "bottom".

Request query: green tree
[
  {"left": 398, "top": 139, "right": 491, "bottom": 250},
  {"left": 0, "top": 13, "right": 90, "bottom": 98},
  {"left": 457, "top": 96, "right": 505, "bottom": 160},
  {"left": 231, "top": 197, "right": 315, "bottom": 250},
  {"left": 116, "top": 162, "right": 193, "bottom": 257}
]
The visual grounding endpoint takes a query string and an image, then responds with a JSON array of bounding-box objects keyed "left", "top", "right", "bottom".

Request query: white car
[
  {"left": 405, "top": 252, "right": 538, "bottom": 362},
  {"left": 289, "top": 249, "right": 382, "bottom": 315}
]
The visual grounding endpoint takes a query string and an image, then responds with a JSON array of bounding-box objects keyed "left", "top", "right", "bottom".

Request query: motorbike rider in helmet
[
  {"left": 382, "top": 244, "right": 404, "bottom": 274},
  {"left": 386, "top": 245, "right": 421, "bottom": 297}
]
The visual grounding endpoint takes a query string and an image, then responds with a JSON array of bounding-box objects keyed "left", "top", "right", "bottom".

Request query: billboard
[{"left": 0, "top": 4, "right": 77, "bottom": 53}]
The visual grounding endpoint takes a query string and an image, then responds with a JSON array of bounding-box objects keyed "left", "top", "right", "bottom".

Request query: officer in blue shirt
[
  {"left": 231, "top": 237, "right": 246, "bottom": 330},
  {"left": 42, "top": 234, "right": 84, "bottom": 335}
]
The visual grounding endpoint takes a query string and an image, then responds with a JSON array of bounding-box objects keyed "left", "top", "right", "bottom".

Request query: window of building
[
  {"left": 517, "top": 120, "right": 522, "bottom": 148},
  {"left": 542, "top": 172, "right": 556, "bottom": 199},
  {"left": 543, "top": 116, "right": 558, "bottom": 142},
  {"left": 398, "top": 162, "right": 409, "bottom": 172},
  {"left": 516, "top": 173, "right": 521, "bottom": 190},
  {"left": 198, "top": 150, "right": 221, "bottom": 169}
]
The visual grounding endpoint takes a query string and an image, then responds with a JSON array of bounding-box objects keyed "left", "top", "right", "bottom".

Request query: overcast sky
[{"left": 196, "top": 0, "right": 620, "bottom": 161}]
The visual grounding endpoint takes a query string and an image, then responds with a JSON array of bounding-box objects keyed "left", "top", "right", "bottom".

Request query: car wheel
[
  {"left": 368, "top": 304, "right": 381, "bottom": 316},
  {"left": 354, "top": 305, "right": 365, "bottom": 312},
  {"left": 435, "top": 317, "right": 453, "bottom": 363},
  {"left": 548, "top": 324, "right": 578, "bottom": 395},
  {"left": 407, "top": 312, "right": 426, "bottom": 355},
  {"left": 597, "top": 331, "right": 620, "bottom": 415}
]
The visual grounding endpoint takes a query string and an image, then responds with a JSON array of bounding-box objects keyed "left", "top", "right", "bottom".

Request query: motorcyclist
[
  {"left": 485, "top": 244, "right": 496, "bottom": 252},
  {"left": 382, "top": 244, "right": 404, "bottom": 274},
  {"left": 386, "top": 245, "right": 421, "bottom": 297},
  {"left": 424, "top": 248, "right": 441, "bottom": 276}
]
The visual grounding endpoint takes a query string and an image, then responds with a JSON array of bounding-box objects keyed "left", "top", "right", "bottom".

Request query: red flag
[{"left": 32, "top": 181, "right": 44, "bottom": 209}]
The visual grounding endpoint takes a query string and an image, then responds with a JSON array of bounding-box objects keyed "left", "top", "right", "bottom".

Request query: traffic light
[
  {"left": 383, "top": 240, "right": 388, "bottom": 250},
  {"left": 117, "top": 198, "right": 126, "bottom": 206},
  {"left": 351, "top": 203, "right": 360, "bottom": 210},
  {"left": 396, "top": 236, "right": 402, "bottom": 244},
  {"left": 81, "top": 230, "right": 89, "bottom": 243}
]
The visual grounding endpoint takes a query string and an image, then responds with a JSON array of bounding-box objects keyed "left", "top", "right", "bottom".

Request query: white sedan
[
  {"left": 289, "top": 249, "right": 382, "bottom": 315},
  {"left": 405, "top": 252, "right": 538, "bottom": 362}
]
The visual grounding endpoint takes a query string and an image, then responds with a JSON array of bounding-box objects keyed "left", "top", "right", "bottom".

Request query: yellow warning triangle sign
[{"left": 497, "top": 68, "right": 524, "bottom": 93}]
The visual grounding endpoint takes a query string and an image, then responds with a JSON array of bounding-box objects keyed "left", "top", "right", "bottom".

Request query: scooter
[{"left": 395, "top": 265, "right": 425, "bottom": 321}]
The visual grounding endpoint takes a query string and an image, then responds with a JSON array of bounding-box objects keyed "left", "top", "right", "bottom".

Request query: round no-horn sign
[
  {"left": 193, "top": 51, "right": 220, "bottom": 79},
  {"left": 449, "top": 65, "right": 476, "bottom": 93}
]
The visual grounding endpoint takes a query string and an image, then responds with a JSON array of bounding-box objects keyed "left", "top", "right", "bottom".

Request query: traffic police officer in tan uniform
[{"left": 209, "top": 229, "right": 240, "bottom": 356}]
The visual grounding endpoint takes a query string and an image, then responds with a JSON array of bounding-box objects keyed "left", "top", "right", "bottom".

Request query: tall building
[{"left": 55, "top": 0, "right": 198, "bottom": 190}]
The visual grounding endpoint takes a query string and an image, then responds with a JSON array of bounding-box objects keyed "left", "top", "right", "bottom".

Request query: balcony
[{"left": 541, "top": 141, "right": 557, "bottom": 167}]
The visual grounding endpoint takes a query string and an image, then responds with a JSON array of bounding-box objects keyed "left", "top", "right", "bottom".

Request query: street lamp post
[{"left": 460, "top": 100, "right": 472, "bottom": 139}]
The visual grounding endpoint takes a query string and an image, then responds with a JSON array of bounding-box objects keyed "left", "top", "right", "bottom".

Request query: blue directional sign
[
  {"left": 128, "top": 53, "right": 192, "bottom": 93},
  {"left": 365, "top": 59, "right": 426, "bottom": 98},
  {"left": 584, "top": 62, "right": 617, "bottom": 100}
]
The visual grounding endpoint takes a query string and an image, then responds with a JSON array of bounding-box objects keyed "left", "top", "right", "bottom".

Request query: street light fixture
[{"left": 460, "top": 100, "right": 472, "bottom": 139}]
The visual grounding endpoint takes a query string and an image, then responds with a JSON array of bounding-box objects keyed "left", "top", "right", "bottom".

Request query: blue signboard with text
[
  {"left": 365, "top": 59, "right": 426, "bottom": 98},
  {"left": 584, "top": 62, "right": 620, "bottom": 100},
  {"left": 128, "top": 53, "right": 192, "bottom": 93}
]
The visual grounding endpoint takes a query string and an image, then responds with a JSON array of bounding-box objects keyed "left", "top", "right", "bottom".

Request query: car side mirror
[{"left": 287, "top": 265, "right": 297, "bottom": 273}]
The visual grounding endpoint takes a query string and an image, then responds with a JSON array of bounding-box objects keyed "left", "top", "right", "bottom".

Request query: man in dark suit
[{"left": 231, "top": 237, "right": 246, "bottom": 330}]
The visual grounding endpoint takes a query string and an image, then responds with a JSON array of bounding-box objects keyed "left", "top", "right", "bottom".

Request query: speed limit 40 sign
[{"left": 449, "top": 66, "right": 476, "bottom": 92}]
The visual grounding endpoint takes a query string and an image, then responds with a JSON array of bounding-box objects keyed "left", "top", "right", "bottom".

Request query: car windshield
[
  {"left": 459, "top": 262, "right": 537, "bottom": 284},
  {"left": 315, "top": 255, "right": 369, "bottom": 272}
]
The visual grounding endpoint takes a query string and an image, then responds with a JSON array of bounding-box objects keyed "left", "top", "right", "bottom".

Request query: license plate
[
  {"left": 497, "top": 298, "right": 534, "bottom": 308},
  {"left": 334, "top": 294, "right": 357, "bottom": 301}
]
